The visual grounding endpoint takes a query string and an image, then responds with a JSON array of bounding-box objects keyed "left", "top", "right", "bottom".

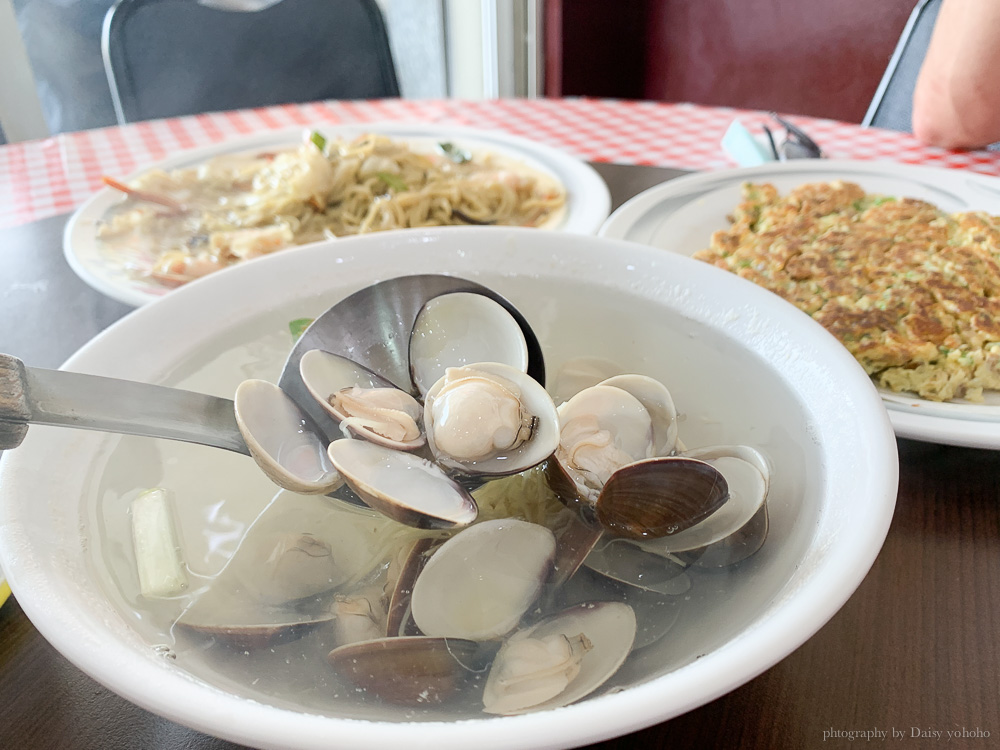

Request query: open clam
[
  {"left": 547, "top": 376, "right": 728, "bottom": 539},
  {"left": 595, "top": 456, "right": 729, "bottom": 540},
  {"left": 299, "top": 349, "right": 425, "bottom": 451},
  {"left": 581, "top": 444, "right": 771, "bottom": 591},
  {"left": 409, "top": 292, "right": 531, "bottom": 397},
  {"left": 277, "top": 275, "right": 545, "bottom": 445},
  {"left": 551, "top": 383, "right": 661, "bottom": 504},
  {"left": 482, "top": 601, "right": 637, "bottom": 715},
  {"left": 636, "top": 445, "right": 771, "bottom": 565},
  {"left": 423, "top": 362, "right": 559, "bottom": 477}
]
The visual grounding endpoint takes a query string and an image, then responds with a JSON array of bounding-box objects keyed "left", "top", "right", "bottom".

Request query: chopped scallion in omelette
[{"left": 693, "top": 180, "right": 1000, "bottom": 402}]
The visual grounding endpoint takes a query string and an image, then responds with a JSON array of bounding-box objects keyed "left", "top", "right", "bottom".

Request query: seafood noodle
[{"left": 96, "top": 132, "right": 567, "bottom": 286}]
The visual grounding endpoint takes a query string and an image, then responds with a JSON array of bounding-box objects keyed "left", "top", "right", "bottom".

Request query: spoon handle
[{"left": 0, "top": 353, "right": 249, "bottom": 455}]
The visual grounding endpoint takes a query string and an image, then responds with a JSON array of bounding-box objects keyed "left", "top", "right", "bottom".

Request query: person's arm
[{"left": 912, "top": 0, "right": 1000, "bottom": 149}]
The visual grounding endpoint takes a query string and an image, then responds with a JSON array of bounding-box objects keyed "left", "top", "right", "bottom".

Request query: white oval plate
[
  {"left": 0, "top": 226, "right": 897, "bottom": 750},
  {"left": 599, "top": 159, "right": 1000, "bottom": 449},
  {"left": 64, "top": 123, "right": 611, "bottom": 307}
]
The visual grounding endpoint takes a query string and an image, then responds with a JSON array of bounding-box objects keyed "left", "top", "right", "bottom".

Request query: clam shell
[
  {"left": 423, "top": 362, "right": 559, "bottom": 476},
  {"left": 233, "top": 379, "right": 342, "bottom": 495},
  {"left": 410, "top": 519, "right": 556, "bottom": 640},
  {"left": 299, "top": 349, "right": 425, "bottom": 450},
  {"left": 679, "top": 502, "right": 769, "bottom": 568},
  {"left": 482, "top": 601, "right": 637, "bottom": 715},
  {"left": 176, "top": 605, "right": 335, "bottom": 651},
  {"left": 633, "top": 446, "right": 769, "bottom": 556},
  {"left": 326, "top": 636, "right": 484, "bottom": 705},
  {"left": 549, "top": 356, "right": 625, "bottom": 404},
  {"left": 583, "top": 537, "right": 692, "bottom": 595},
  {"left": 384, "top": 537, "right": 440, "bottom": 638},
  {"left": 327, "top": 438, "right": 478, "bottom": 529},
  {"left": 597, "top": 374, "right": 678, "bottom": 456},
  {"left": 409, "top": 292, "right": 530, "bottom": 397},
  {"left": 595, "top": 456, "right": 729, "bottom": 540}
]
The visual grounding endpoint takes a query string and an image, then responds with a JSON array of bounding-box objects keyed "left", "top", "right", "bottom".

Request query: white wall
[
  {"left": 0, "top": 0, "right": 49, "bottom": 142},
  {"left": 378, "top": 0, "right": 448, "bottom": 99}
]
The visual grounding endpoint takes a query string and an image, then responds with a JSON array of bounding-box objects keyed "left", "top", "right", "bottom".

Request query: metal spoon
[
  {"left": 0, "top": 274, "right": 545, "bottom": 454},
  {"left": 278, "top": 274, "right": 544, "bottom": 445},
  {"left": 0, "top": 352, "right": 246, "bottom": 453}
]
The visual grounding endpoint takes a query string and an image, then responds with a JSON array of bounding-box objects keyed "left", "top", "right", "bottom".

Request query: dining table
[{"left": 1, "top": 97, "right": 998, "bottom": 750}]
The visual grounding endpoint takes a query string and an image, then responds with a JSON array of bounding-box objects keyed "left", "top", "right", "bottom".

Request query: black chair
[
  {"left": 101, "top": 0, "right": 400, "bottom": 125},
  {"left": 862, "top": 0, "right": 942, "bottom": 131}
]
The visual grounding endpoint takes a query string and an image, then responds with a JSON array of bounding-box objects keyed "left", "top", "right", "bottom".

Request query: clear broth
[{"left": 85, "top": 275, "right": 819, "bottom": 721}]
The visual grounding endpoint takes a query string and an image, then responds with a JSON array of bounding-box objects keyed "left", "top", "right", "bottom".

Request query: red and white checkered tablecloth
[{"left": 3, "top": 97, "right": 1000, "bottom": 229}]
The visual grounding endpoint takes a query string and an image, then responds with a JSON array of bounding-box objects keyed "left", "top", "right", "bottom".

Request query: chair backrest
[
  {"left": 862, "top": 0, "right": 942, "bottom": 131},
  {"left": 102, "top": 0, "right": 400, "bottom": 125}
]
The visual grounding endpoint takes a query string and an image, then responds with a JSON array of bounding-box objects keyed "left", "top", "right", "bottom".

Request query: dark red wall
[
  {"left": 547, "top": 0, "right": 918, "bottom": 123},
  {"left": 545, "top": 0, "right": 648, "bottom": 100}
]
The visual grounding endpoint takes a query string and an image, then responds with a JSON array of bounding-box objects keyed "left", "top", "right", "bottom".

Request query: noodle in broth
[{"left": 97, "top": 133, "right": 567, "bottom": 286}]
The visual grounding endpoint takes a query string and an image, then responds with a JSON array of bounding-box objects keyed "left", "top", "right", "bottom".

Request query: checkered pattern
[{"left": 3, "top": 97, "right": 1000, "bottom": 229}]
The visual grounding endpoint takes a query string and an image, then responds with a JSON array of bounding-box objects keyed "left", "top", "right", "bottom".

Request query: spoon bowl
[{"left": 278, "top": 274, "right": 545, "bottom": 444}]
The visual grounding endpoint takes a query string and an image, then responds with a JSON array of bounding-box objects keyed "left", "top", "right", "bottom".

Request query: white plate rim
[
  {"left": 63, "top": 122, "right": 611, "bottom": 308},
  {"left": 598, "top": 159, "right": 1000, "bottom": 450}
]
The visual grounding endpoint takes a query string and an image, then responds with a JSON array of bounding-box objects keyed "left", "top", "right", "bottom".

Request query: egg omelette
[{"left": 692, "top": 180, "right": 1000, "bottom": 402}]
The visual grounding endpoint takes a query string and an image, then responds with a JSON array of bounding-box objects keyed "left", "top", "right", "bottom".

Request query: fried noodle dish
[
  {"left": 97, "top": 132, "right": 566, "bottom": 286},
  {"left": 693, "top": 180, "right": 1000, "bottom": 402}
]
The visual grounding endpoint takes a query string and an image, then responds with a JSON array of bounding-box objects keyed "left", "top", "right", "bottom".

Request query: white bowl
[{"left": 0, "top": 227, "right": 898, "bottom": 749}]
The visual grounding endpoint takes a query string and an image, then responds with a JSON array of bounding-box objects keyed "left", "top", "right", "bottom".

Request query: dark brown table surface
[{"left": 1, "top": 162, "right": 998, "bottom": 750}]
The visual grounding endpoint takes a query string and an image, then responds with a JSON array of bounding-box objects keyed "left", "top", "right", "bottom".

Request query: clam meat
[
  {"left": 482, "top": 601, "right": 637, "bottom": 715},
  {"left": 423, "top": 362, "right": 559, "bottom": 476},
  {"left": 299, "top": 349, "right": 425, "bottom": 451}
]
